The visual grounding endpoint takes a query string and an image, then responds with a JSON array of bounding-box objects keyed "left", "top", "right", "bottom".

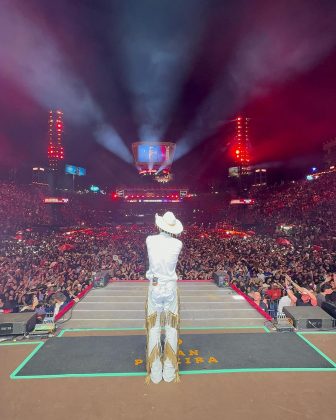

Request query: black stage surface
[{"left": 12, "top": 333, "right": 336, "bottom": 378}]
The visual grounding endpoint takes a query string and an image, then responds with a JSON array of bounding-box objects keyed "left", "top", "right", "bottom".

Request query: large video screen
[
  {"left": 137, "top": 145, "right": 169, "bottom": 164},
  {"left": 65, "top": 164, "right": 86, "bottom": 176}
]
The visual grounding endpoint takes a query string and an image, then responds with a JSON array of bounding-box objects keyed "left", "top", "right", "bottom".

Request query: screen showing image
[
  {"left": 65, "top": 164, "right": 76, "bottom": 175},
  {"left": 77, "top": 167, "right": 86, "bottom": 176},
  {"left": 65, "top": 164, "right": 86, "bottom": 176},
  {"left": 138, "top": 145, "right": 169, "bottom": 163},
  {"left": 228, "top": 167, "right": 239, "bottom": 177}
]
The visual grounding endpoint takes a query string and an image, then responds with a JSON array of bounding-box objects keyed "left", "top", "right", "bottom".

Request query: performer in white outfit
[{"left": 145, "top": 211, "right": 183, "bottom": 384}]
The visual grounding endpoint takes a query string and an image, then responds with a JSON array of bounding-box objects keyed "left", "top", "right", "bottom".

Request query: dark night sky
[{"left": 0, "top": 0, "right": 336, "bottom": 188}]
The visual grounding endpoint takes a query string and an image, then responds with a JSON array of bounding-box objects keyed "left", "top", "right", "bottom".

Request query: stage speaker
[
  {"left": 283, "top": 306, "right": 335, "bottom": 330},
  {"left": 0, "top": 312, "right": 37, "bottom": 336},
  {"left": 93, "top": 270, "right": 110, "bottom": 288}
]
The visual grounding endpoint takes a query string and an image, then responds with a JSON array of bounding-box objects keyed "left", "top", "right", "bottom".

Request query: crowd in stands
[
  {"left": 0, "top": 182, "right": 51, "bottom": 235},
  {"left": 0, "top": 182, "right": 114, "bottom": 236},
  {"left": 249, "top": 172, "right": 336, "bottom": 246},
  {"left": 0, "top": 171, "right": 335, "bottom": 320}
]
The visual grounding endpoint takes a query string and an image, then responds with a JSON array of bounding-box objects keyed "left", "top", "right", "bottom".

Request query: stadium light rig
[
  {"left": 113, "top": 188, "right": 188, "bottom": 203},
  {"left": 48, "top": 110, "right": 65, "bottom": 172},
  {"left": 230, "top": 116, "right": 252, "bottom": 176}
]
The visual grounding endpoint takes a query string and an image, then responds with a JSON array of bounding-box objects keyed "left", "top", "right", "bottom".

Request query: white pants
[{"left": 145, "top": 282, "right": 180, "bottom": 384}]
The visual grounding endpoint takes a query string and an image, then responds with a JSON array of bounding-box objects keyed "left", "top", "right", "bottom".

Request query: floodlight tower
[
  {"left": 47, "top": 110, "right": 64, "bottom": 171},
  {"left": 234, "top": 116, "right": 251, "bottom": 176}
]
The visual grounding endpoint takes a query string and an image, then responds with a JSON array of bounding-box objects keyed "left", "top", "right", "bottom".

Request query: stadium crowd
[{"left": 0, "top": 171, "right": 335, "bottom": 319}]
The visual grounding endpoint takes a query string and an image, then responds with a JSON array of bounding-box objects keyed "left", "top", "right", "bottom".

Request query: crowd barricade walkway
[
  {"left": 54, "top": 284, "right": 93, "bottom": 321},
  {"left": 109, "top": 279, "right": 214, "bottom": 283},
  {"left": 229, "top": 283, "right": 273, "bottom": 321}
]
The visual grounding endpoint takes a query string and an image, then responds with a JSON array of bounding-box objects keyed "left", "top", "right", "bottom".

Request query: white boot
[
  {"left": 150, "top": 358, "right": 163, "bottom": 384},
  {"left": 163, "top": 325, "right": 178, "bottom": 382},
  {"left": 163, "top": 359, "right": 176, "bottom": 382}
]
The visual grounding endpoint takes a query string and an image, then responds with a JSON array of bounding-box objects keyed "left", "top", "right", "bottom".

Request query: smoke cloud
[
  {"left": 94, "top": 125, "right": 133, "bottom": 164},
  {"left": 0, "top": 0, "right": 132, "bottom": 162},
  {"left": 115, "top": 0, "right": 206, "bottom": 142},
  {"left": 175, "top": 0, "right": 336, "bottom": 160}
]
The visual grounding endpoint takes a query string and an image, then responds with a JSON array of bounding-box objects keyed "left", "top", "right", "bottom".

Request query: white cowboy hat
[{"left": 155, "top": 211, "right": 183, "bottom": 235}]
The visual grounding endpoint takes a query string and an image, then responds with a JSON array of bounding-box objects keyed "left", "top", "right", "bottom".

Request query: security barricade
[{"left": 267, "top": 299, "right": 280, "bottom": 319}]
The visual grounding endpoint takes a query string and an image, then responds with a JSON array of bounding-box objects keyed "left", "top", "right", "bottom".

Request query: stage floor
[
  {"left": 1, "top": 332, "right": 336, "bottom": 420},
  {"left": 11, "top": 332, "right": 335, "bottom": 379}
]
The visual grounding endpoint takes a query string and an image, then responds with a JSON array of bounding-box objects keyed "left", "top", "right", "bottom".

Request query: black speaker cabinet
[
  {"left": 283, "top": 306, "right": 335, "bottom": 330},
  {"left": 0, "top": 312, "right": 37, "bottom": 335}
]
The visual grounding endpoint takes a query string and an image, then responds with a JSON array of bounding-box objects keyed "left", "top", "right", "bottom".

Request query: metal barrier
[{"left": 267, "top": 299, "right": 280, "bottom": 319}]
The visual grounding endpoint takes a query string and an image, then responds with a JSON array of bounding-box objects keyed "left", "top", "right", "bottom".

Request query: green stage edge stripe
[
  {"left": 58, "top": 327, "right": 144, "bottom": 336},
  {"left": 11, "top": 329, "right": 336, "bottom": 380},
  {"left": 10, "top": 342, "right": 45, "bottom": 379},
  {"left": 10, "top": 367, "right": 336, "bottom": 380},
  {"left": 300, "top": 331, "right": 336, "bottom": 334},
  {"left": 0, "top": 341, "right": 41, "bottom": 346},
  {"left": 57, "top": 325, "right": 267, "bottom": 337},
  {"left": 296, "top": 332, "right": 336, "bottom": 368}
]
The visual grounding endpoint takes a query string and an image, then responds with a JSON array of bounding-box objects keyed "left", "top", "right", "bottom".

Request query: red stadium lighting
[
  {"left": 48, "top": 110, "right": 64, "bottom": 171},
  {"left": 232, "top": 115, "right": 252, "bottom": 171}
]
